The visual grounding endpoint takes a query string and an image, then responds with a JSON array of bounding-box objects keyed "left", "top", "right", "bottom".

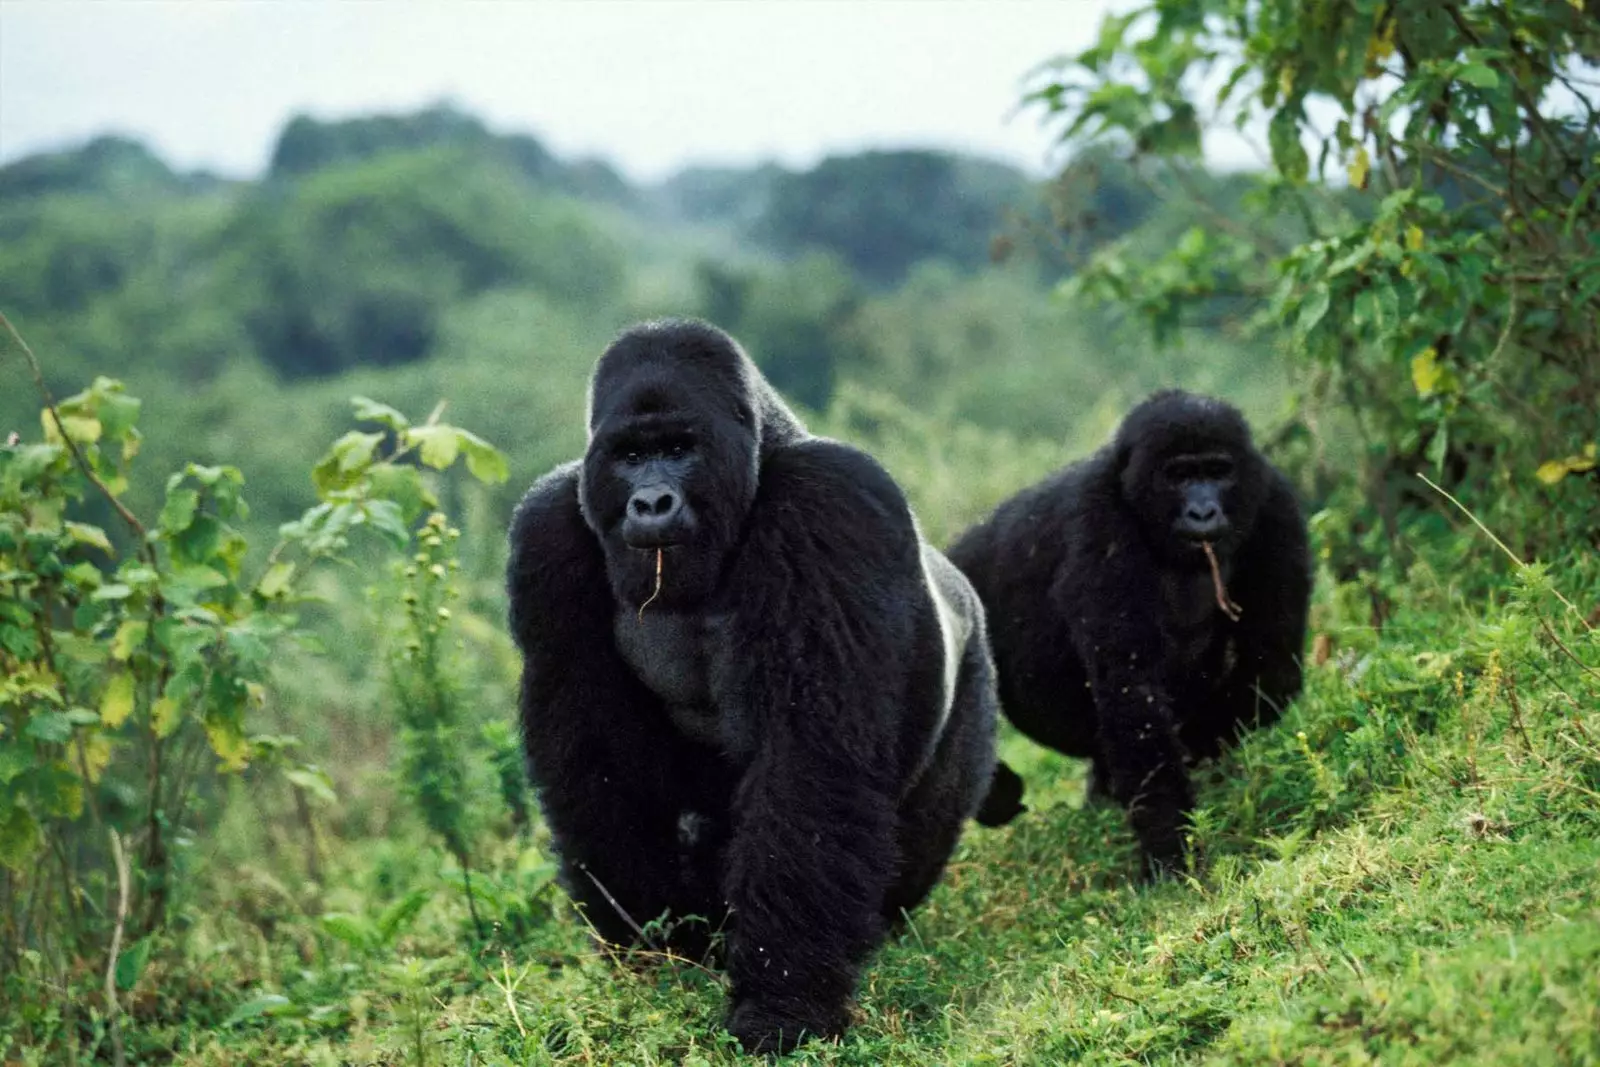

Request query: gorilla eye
[
  {"left": 623, "top": 450, "right": 641, "bottom": 464},
  {"left": 668, "top": 444, "right": 686, "bottom": 459}
]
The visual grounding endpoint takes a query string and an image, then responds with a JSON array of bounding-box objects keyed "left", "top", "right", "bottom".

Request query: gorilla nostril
[{"left": 629, "top": 488, "right": 679, "bottom": 521}]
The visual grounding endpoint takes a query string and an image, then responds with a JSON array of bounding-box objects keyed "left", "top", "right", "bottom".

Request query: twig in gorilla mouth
[
  {"left": 1202, "top": 541, "right": 1243, "bottom": 621},
  {"left": 637, "top": 548, "right": 664, "bottom": 621}
]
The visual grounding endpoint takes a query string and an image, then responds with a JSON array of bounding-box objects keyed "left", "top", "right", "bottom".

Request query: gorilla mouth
[
  {"left": 622, "top": 527, "right": 687, "bottom": 550},
  {"left": 617, "top": 524, "right": 688, "bottom": 550}
]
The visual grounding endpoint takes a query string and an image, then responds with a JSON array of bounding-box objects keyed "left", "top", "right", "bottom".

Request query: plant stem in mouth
[
  {"left": 1202, "top": 541, "right": 1243, "bottom": 621},
  {"left": 637, "top": 548, "right": 664, "bottom": 621}
]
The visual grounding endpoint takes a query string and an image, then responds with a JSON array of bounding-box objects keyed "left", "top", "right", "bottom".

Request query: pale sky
[{"left": 0, "top": 0, "right": 1151, "bottom": 183}]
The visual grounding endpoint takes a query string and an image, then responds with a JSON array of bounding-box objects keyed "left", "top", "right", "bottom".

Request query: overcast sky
[{"left": 0, "top": 0, "right": 1148, "bottom": 183}]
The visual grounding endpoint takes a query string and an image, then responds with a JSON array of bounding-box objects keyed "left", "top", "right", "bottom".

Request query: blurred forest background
[
  {"left": 0, "top": 102, "right": 1291, "bottom": 543},
  {"left": 3, "top": 1, "right": 1598, "bottom": 1063}
]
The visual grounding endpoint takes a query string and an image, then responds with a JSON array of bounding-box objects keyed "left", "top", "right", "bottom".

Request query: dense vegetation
[{"left": 2, "top": 1, "right": 1596, "bottom": 1062}]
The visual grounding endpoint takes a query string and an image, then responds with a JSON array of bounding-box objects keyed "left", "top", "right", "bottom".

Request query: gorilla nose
[
  {"left": 630, "top": 486, "right": 680, "bottom": 519},
  {"left": 1182, "top": 502, "right": 1224, "bottom": 536},
  {"left": 624, "top": 485, "right": 684, "bottom": 544}
]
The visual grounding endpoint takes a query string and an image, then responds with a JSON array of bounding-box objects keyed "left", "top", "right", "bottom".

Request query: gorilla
[
  {"left": 506, "top": 319, "right": 999, "bottom": 1053},
  {"left": 950, "top": 390, "right": 1311, "bottom": 877}
]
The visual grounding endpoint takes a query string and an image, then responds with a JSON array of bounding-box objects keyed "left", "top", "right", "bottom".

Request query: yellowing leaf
[
  {"left": 111, "top": 620, "right": 147, "bottom": 661},
  {"left": 77, "top": 733, "right": 113, "bottom": 782},
  {"left": 1405, "top": 225, "right": 1424, "bottom": 251},
  {"left": 151, "top": 696, "right": 181, "bottom": 739},
  {"left": 205, "top": 721, "right": 252, "bottom": 772},
  {"left": 1536, "top": 449, "right": 1598, "bottom": 485},
  {"left": 1411, "top": 348, "right": 1443, "bottom": 395},
  {"left": 41, "top": 411, "right": 101, "bottom": 445},
  {"left": 1534, "top": 460, "right": 1568, "bottom": 485},
  {"left": 101, "top": 671, "right": 137, "bottom": 728},
  {"left": 1347, "top": 147, "right": 1370, "bottom": 189},
  {"left": 1278, "top": 66, "right": 1295, "bottom": 99},
  {"left": 405, "top": 425, "right": 460, "bottom": 470}
]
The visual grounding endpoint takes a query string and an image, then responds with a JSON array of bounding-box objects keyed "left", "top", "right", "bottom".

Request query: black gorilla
[
  {"left": 506, "top": 319, "right": 999, "bottom": 1053},
  {"left": 950, "top": 390, "right": 1310, "bottom": 877}
]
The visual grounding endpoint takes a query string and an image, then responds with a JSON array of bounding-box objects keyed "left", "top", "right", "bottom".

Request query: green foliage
[
  {"left": 758, "top": 150, "right": 1036, "bottom": 286},
  {"left": 384, "top": 510, "right": 490, "bottom": 935},
  {"left": 1027, "top": 0, "right": 1600, "bottom": 568},
  {"left": 0, "top": 318, "right": 511, "bottom": 1059}
]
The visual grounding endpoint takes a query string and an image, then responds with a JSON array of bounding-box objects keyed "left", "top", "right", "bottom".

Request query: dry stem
[
  {"left": 636, "top": 548, "right": 664, "bottom": 621},
  {"left": 1202, "top": 542, "right": 1243, "bottom": 621}
]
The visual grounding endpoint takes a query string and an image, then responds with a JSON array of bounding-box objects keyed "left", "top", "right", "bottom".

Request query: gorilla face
[
  {"left": 1116, "top": 390, "right": 1265, "bottom": 564},
  {"left": 580, "top": 325, "right": 762, "bottom": 609}
]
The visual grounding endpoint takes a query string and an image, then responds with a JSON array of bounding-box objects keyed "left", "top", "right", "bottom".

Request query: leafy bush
[
  {"left": 0, "top": 318, "right": 509, "bottom": 1058},
  {"left": 1028, "top": 0, "right": 1600, "bottom": 572}
]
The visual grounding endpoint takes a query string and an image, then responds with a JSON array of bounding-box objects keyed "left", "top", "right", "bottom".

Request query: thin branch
[
  {"left": 105, "top": 830, "right": 130, "bottom": 1067},
  {"left": 578, "top": 863, "right": 647, "bottom": 942},
  {"left": 1415, "top": 472, "right": 1592, "bottom": 631},
  {"left": 0, "top": 312, "right": 152, "bottom": 548}
]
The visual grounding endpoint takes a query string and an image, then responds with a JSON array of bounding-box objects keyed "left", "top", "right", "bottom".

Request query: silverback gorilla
[
  {"left": 950, "top": 390, "right": 1310, "bottom": 878},
  {"left": 506, "top": 319, "right": 1000, "bottom": 1053}
]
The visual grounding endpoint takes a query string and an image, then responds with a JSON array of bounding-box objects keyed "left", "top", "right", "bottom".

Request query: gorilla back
[
  {"left": 506, "top": 319, "right": 999, "bottom": 1053},
  {"left": 950, "top": 390, "right": 1310, "bottom": 877}
]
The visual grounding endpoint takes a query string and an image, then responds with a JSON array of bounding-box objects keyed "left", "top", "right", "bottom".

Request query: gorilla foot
[
  {"left": 974, "top": 760, "right": 1026, "bottom": 827},
  {"left": 726, "top": 995, "right": 847, "bottom": 1056}
]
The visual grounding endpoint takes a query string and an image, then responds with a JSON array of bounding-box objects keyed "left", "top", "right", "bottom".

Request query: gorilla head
[
  {"left": 578, "top": 319, "right": 803, "bottom": 610},
  {"left": 1114, "top": 390, "right": 1267, "bottom": 565}
]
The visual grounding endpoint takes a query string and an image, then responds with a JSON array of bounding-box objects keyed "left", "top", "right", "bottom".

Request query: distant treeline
[{"left": 0, "top": 105, "right": 1210, "bottom": 383}]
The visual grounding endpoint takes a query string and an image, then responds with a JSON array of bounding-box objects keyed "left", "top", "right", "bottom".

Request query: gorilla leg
[{"left": 884, "top": 640, "right": 999, "bottom": 919}]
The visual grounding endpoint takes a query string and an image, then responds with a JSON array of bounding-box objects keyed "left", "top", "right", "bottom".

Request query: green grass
[{"left": 19, "top": 548, "right": 1598, "bottom": 1067}]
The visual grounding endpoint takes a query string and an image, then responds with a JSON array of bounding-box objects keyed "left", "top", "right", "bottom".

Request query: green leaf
[
  {"left": 93, "top": 384, "right": 142, "bottom": 443},
  {"left": 351, "top": 396, "right": 410, "bottom": 431},
  {"left": 160, "top": 489, "right": 200, "bottom": 536},
  {"left": 23, "top": 711, "right": 75, "bottom": 744},
  {"left": 1297, "top": 284, "right": 1331, "bottom": 335},
  {"left": 115, "top": 936, "right": 153, "bottom": 991},
  {"left": 256, "top": 561, "right": 295, "bottom": 600},
  {"left": 311, "top": 431, "right": 384, "bottom": 496},
  {"left": 362, "top": 500, "right": 410, "bottom": 549},
  {"left": 64, "top": 522, "right": 113, "bottom": 554},
  {"left": 0, "top": 806, "right": 41, "bottom": 870},
  {"left": 405, "top": 425, "right": 459, "bottom": 470},
  {"left": 1457, "top": 62, "right": 1498, "bottom": 88},
  {"left": 320, "top": 913, "right": 377, "bottom": 953},
  {"left": 92, "top": 583, "right": 133, "bottom": 602},
  {"left": 457, "top": 429, "right": 510, "bottom": 485},
  {"left": 376, "top": 889, "right": 431, "bottom": 943},
  {"left": 224, "top": 993, "right": 295, "bottom": 1026},
  {"left": 285, "top": 767, "right": 337, "bottom": 804},
  {"left": 366, "top": 464, "right": 437, "bottom": 523},
  {"left": 1426, "top": 423, "right": 1450, "bottom": 473}
]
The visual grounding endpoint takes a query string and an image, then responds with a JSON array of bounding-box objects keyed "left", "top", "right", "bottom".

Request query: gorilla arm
[
  {"left": 1215, "top": 468, "right": 1312, "bottom": 731},
  {"left": 1053, "top": 501, "right": 1195, "bottom": 878},
  {"left": 507, "top": 464, "right": 725, "bottom": 948},
  {"left": 714, "top": 441, "right": 919, "bottom": 1053}
]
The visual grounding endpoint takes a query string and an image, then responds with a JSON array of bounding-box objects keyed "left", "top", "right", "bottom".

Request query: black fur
[
  {"left": 949, "top": 390, "right": 1311, "bottom": 877},
  {"left": 506, "top": 319, "right": 999, "bottom": 1053}
]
